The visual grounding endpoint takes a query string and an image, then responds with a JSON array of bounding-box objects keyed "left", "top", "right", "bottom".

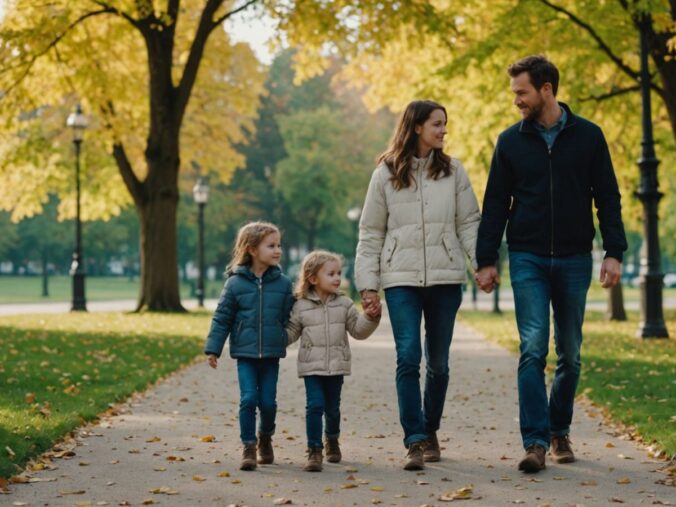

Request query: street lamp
[
  {"left": 635, "top": 15, "right": 668, "bottom": 338},
  {"left": 192, "top": 177, "right": 209, "bottom": 308},
  {"left": 346, "top": 206, "right": 362, "bottom": 298},
  {"left": 66, "top": 103, "right": 88, "bottom": 312}
]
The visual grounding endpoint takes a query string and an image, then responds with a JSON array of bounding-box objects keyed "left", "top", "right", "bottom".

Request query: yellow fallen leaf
[
  {"left": 232, "top": 479, "right": 241, "bottom": 484},
  {"left": 370, "top": 486, "right": 384, "bottom": 492},
  {"left": 166, "top": 456, "right": 185, "bottom": 462},
  {"left": 25, "top": 393, "right": 36, "bottom": 404},
  {"left": 146, "top": 437, "right": 161, "bottom": 443},
  {"left": 439, "top": 485, "right": 473, "bottom": 502},
  {"left": 217, "top": 471, "right": 230, "bottom": 477},
  {"left": 371, "top": 500, "right": 382, "bottom": 505},
  {"left": 273, "top": 499, "right": 293, "bottom": 505},
  {"left": 200, "top": 435, "right": 216, "bottom": 442},
  {"left": 32, "top": 463, "right": 45, "bottom": 471},
  {"left": 141, "top": 499, "right": 154, "bottom": 505},
  {"left": 153, "top": 467, "right": 166, "bottom": 472},
  {"left": 605, "top": 442, "right": 615, "bottom": 448},
  {"left": 323, "top": 487, "right": 333, "bottom": 492},
  {"left": 341, "top": 483, "right": 358, "bottom": 489},
  {"left": 616, "top": 477, "right": 631, "bottom": 484},
  {"left": 192, "top": 475, "right": 206, "bottom": 482}
]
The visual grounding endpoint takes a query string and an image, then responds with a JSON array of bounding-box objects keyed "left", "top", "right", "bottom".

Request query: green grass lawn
[
  {"left": 0, "top": 276, "right": 226, "bottom": 304},
  {"left": 0, "top": 311, "right": 212, "bottom": 478},
  {"left": 458, "top": 308, "right": 676, "bottom": 457}
]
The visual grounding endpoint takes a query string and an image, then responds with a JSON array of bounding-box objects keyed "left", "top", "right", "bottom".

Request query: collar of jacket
[
  {"left": 411, "top": 150, "right": 434, "bottom": 171},
  {"left": 519, "top": 101, "right": 577, "bottom": 135},
  {"left": 230, "top": 264, "right": 282, "bottom": 282},
  {"left": 306, "top": 289, "right": 342, "bottom": 304}
]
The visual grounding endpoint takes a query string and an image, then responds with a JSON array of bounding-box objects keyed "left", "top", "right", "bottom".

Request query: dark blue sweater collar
[{"left": 519, "top": 102, "right": 577, "bottom": 134}]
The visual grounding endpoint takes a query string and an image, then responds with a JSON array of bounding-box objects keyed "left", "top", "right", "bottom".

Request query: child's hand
[
  {"left": 365, "top": 300, "right": 382, "bottom": 319},
  {"left": 207, "top": 354, "right": 218, "bottom": 369}
]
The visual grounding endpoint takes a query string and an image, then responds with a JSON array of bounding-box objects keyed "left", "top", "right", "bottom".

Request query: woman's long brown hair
[{"left": 377, "top": 100, "right": 452, "bottom": 190}]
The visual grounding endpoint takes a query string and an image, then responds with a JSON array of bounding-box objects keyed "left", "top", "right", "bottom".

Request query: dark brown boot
[
  {"left": 257, "top": 433, "right": 274, "bottom": 464},
  {"left": 518, "top": 444, "right": 546, "bottom": 473},
  {"left": 303, "top": 447, "right": 323, "bottom": 472},
  {"left": 403, "top": 442, "right": 425, "bottom": 471},
  {"left": 550, "top": 435, "right": 575, "bottom": 464},
  {"left": 324, "top": 437, "right": 341, "bottom": 463},
  {"left": 423, "top": 432, "right": 440, "bottom": 462},
  {"left": 240, "top": 443, "right": 257, "bottom": 471}
]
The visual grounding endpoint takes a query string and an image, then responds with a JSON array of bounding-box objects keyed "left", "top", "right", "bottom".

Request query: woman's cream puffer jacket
[
  {"left": 286, "top": 291, "right": 379, "bottom": 377},
  {"left": 355, "top": 154, "right": 481, "bottom": 292}
]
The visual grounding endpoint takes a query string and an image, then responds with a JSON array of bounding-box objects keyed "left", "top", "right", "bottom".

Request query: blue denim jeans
[
  {"left": 237, "top": 358, "right": 280, "bottom": 444},
  {"left": 509, "top": 251, "right": 592, "bottom": 450},
  {"left": 304, "top": 375, "right": 344, "bottom": 449},
  {"left": 384, "top": 285, "right": 463, "bottom": 447}
]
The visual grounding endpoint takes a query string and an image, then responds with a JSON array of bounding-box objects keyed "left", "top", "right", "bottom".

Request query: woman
[{"left": 355, "top": 100, "right": 480, "bottom": 470}]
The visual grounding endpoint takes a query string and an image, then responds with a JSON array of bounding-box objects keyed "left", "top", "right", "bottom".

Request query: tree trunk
[
  {"left": 41, "top": 248, "right": 49, "bottom": 297},
  {"left": 136, "top": 194, "right": 185, "bottom": 312},
  {"left": 606, "top": 281, "right": 627, "bottom": 321}
]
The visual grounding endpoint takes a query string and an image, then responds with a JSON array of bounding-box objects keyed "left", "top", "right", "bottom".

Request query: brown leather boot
[
  {"left": 423, "top": 432, "right": 440, "bottom": 462},
  {"left": 403, "top": 442, "right": 425, "bottom": 471},
  {"left": 550, "top": 435, "right": 575, "bottom": 464},
  {"left": 518, "top": 444, "right": 546, "bottom": 473},
  {"left": 324, "top": 437, "right": 341, "bottom": 463},
  {"left": 303, "top": 447, "right": 323, "bottom": 472},
  {"left": 257, "top": 433, "right": 274, "bottom": 464},
  {"left": 240, "top": 443, "right": 257, "bottom": 471}
]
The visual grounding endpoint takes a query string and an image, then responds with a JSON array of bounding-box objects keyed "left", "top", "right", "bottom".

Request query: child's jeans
[
  {"left": 304, "top": 375, "right": 344, "bottom": 449},
  {"left": 237, "top": 358, "right": 280, "bottom": 444}
]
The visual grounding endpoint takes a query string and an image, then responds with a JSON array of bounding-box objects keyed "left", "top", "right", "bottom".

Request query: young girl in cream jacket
[{"left": 286, "top": 250, "right": 381, "bottom": 472}]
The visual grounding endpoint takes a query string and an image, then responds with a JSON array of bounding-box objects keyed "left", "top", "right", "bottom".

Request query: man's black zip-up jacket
[{"left": 476, "top": 102, "right": 627, "bottom": 268}]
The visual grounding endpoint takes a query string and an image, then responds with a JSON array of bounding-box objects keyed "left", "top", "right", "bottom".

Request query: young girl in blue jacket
[{"left": 205, "top": 221, "right": 294, "bottom": 471}]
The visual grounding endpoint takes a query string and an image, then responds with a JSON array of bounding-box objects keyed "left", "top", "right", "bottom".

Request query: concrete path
[{"left": 4, "top": 312, "right": 674, "bottom": 506}]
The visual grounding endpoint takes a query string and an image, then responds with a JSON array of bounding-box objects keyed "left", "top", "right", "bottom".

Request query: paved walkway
[{"left": 4, "top": 311, "right": 674, "bottom": 506}]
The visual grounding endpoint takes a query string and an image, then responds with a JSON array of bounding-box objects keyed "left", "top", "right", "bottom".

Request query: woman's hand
[
  {"left": 207, "top": 354, "right": 218, "bottom": 369},
  {"left": 360, "top": 290, "right": 380, "bottom": 310}
]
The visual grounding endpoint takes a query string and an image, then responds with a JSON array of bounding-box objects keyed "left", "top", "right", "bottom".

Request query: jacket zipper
[
  {"left": 258, "top": 277, "right": 263, "bottom": 358},
  {"left": 323, "top": 302, "right": 330, "bottom": 374},
  {"left": 418, "top": 166, "right": 427, "bottom": 285},
  {"left": 548, "top": 147, "right": 554, "bottom": 256}
]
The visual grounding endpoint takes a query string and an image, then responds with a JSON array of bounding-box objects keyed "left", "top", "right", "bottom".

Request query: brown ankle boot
[
  {"left": 240, "top": 443, "right": 257, "bottom": 471},
  {"left": 423, "top": 432, "right": 440, "bottom": 462},
  {"left": 403, "top": 442, "right": 425, "bottom": 471},
  {"left": 324, "top": 437, "right": 341, "bottom": 463},
  {"left": 303, "top": 447, "right": 323, "bottom": 472},
  {"left": 550, "top": 435, "right": 575, "bottom": 464},
  {"left": 518, "top": 444, "right": 546, "bottom": 473},
  {"left": 257, "top": 433, "right": 274, "bottom": 464}
]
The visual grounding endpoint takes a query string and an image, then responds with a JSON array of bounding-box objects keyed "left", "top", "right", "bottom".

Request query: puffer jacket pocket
[
  {"left": 442, "top": 236, "right": 461, "bottom": 268},
  {"left": 381, "top": 236, "right": 398, "bottom": 270}
]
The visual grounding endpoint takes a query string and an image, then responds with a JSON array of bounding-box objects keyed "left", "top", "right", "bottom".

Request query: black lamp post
[
  {"left": 346, "top": 207, "right": 361, "bottom": 299},
  {"left": 66, "top": 104, "right": 88, "bottom": 312},
  {"left": 193, "top": 177, "right": 209, "bottom": 308},
  {"left": 635, "top": 15, "right": 668, "bottom": 338}
]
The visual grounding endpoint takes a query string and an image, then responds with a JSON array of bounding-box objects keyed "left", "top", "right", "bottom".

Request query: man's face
[{"left": 510, "top": 72, "right": 546, "bottom": 122}]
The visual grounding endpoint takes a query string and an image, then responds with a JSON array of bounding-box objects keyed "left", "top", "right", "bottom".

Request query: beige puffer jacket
[
  {"left": 286, "top": 291, "right": 379, "bottom": 377},
  {"left": 355, "top": 154, "right": 481, "bottom": 291}
]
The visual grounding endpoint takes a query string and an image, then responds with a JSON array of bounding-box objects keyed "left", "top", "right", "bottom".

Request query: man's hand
[
  {"left": 207, "top": 354, "right": 218, "bottom": 369},
  {"left": 600, "top": 257, "right": 622, "bottom": 289},
  {"left": 475, "top": 266, "right": 500, "bottom": 293}
]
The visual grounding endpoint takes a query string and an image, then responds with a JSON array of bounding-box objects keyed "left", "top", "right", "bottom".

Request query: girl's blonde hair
[
  {"left": 227, "top": 221, "right": 280, "bottom": 273},
  {"left": 295, "top": 250, "right": 342, "bottom": 299}
]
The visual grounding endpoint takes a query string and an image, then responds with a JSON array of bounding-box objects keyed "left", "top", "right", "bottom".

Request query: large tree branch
[
  {"left": 211, "top": 0, "right": 259, "bottom": 28},
  {"left": 537, "top": 0, "right": 641, "bottom": 83},
  {"left": 580, "top": 84, "right": 641, "bottom": 102},
  {"left": 89, "top": 1, "right": 141, "bottom": 29}
]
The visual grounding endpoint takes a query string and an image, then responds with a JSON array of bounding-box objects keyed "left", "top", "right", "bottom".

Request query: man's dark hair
[{"left": 508, "top": 55, "right": 559, "bottom": 96}]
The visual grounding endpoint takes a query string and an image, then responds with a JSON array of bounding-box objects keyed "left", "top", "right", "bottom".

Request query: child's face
[
  {"left": 310, "top": 260, "right": 342, "bottom": 295},
  {"left": 250, "top": 232, "right": 282, "bottom": 267}
]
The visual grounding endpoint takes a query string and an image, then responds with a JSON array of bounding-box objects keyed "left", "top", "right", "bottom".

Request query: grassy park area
[
  {"left": 459, "top": 308, "right": 676, "bottom": 457},
  {"left": 0, "top": 312, "right": 211, "bottom": 478}
]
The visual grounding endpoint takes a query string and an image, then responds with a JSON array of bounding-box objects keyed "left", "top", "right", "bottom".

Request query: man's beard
[{"left": 523, "top": 97, "right": 545, "bottom": 122}]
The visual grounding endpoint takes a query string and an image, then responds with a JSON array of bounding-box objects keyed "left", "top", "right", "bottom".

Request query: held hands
[
  {"left": 600, "top": 258, "right": 622, "bottom": 289},
  {"left": 475, "top": 266, "right": 500, "bottom": 294},
  {"left": 207, "top": 354, "right": 218, "bottom": 369},
  {"left": 361, "top": 290, "right": 382, "bottom": 320}
]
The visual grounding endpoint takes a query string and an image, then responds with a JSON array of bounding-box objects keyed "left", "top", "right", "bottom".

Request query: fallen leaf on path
[
  {"left": 370, "top": 486, "right": 384, "bottom": 492},
  {"left": 200, "top": 435, "right": 215, "bottom": 442},
  {"left": 58, "top": 490, "right": 86, "bottom": 495},
  {"left": 13, "top": 502, "right": 29, "bottom": 506},
  {"left": 616, "top": 477, "right": 632, "bottom": 484},
  {"left": 605, "top": 442, "right": 616, "bottom": 448},
  {"left": 192, "top": 475, "right": 206, "bottom": 482},
  {"left": 273, "top": 499, "right": 292, "bottom": 505},
  {"left": 27, "top": 477, "right": 57, "bottom": 483},
  {"left": 75, "top": 502, "right": 92, "bottom": 507},
  {"left": 580, "top": 480, "right": 597, "bottom": 486},
  {"left": 146, "top": 437, "right": 161, "bottom": 443},
  {"left": 439, "top": 485, "right": 473, "bottom": 501},
  {"left": 148, "top": 486, "right": 179, "bottom": 495},
  {"left": 610, "top": 498, "right": 625, "bottom": 503},
  {"left": 166, "top": 456, "right": 185, "bottom": 462},
  {"left": 345, "top": 467, "right": 358, "bottom": 473},
  {"left": 416, "top": 480, "right": 429, "bottom": 485},
  {"left": 218, "top": 471, "right": 230, "bottom": 477},
  {"left": 153, "top": 467, "right": 166, "bottom": 472},
  {"left": 371, "top": 500, "right": 382, "bottom": 505},
  {"left": 141, "top": 499, "right": 154, "bottom": 505},
  {"left": 552, "top": 476, "right": 567, "bottom": 480},
  {"left": 341, "top": 483, "right": 358, "bottom": 489}
]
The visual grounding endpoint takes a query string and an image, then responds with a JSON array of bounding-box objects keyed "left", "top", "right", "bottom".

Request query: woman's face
[{"left": 415, "top": 108, "right": 447, "bottom": 153}]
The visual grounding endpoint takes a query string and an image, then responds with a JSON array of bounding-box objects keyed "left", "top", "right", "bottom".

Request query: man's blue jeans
[
  {"left": 237, "top": 358, "right": 280, "bottom": 444},
  {"left": 384, "top": 285, "right": 463, "bottom": 447},
  {"left": 304, "top": 375, "right": 344, "bottom": 449},
  {"left": 509, "top": 251, "right": 592, "bottom": 450}
]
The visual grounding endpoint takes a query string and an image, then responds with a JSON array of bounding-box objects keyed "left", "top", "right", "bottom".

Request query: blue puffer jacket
[{"left": 204, "top": 265, "right": 295, "bottom": 359}]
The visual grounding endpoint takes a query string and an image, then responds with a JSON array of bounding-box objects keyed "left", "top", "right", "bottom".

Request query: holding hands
[
  {"left": 475, "top": 266, "right": 500, "bottom": 294},
  {"left": 361, "top": 290, "right": 382, "bottom": 320}
]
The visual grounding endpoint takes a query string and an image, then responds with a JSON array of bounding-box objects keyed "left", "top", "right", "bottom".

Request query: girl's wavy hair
[
  {"left": 378, "top": 100, "right": 452, "bottom": 191},
  {"left": 294, "top": 250, "right": 343, "bottom": 299},
  {"left": 226, "top": 221, "right": 280, "bottom": 273}
]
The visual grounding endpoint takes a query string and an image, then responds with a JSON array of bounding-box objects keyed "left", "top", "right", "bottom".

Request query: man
[{"left": 475, "top": 55, "right": 627, "bottom": 473}]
